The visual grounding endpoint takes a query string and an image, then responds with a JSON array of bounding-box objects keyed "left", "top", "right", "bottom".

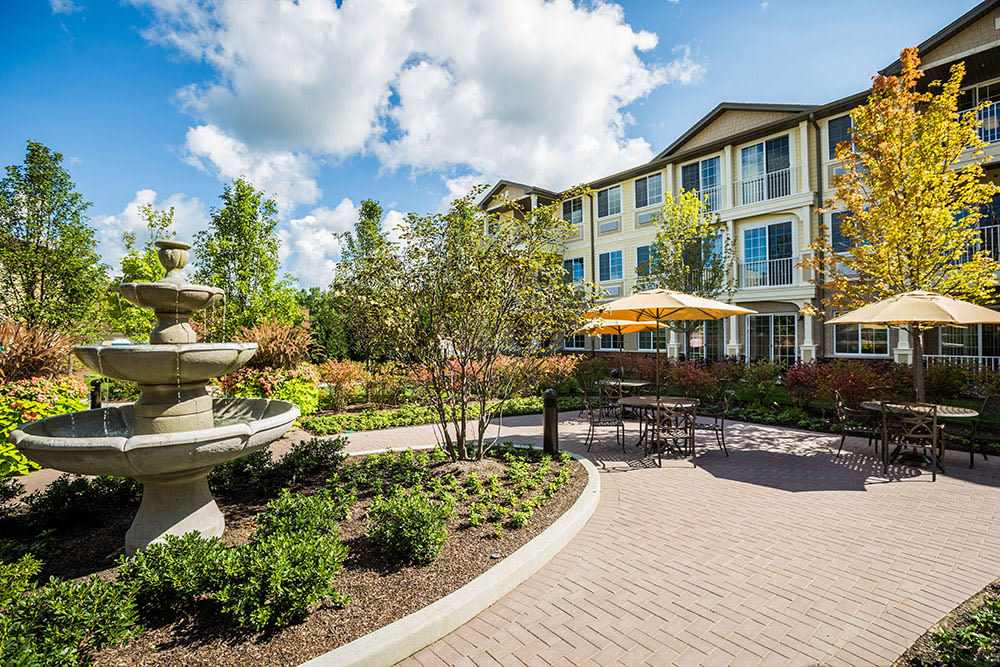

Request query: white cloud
[
  {"left": 760, "top": 1, "right": 769, "bottom": 8},
  {"left": 94, "top": 189, "right": 209, "bottom": 271},
  {"left": 133, "top": 0, "right": 704, "bottom": 190},
  {"left": 279, "top": 199, "right": 359, "bottom": 288},
  {"left": 50, "top": 0, "right": 82, "bottom": 14},
  {"left": 183, "top": 124, "right": 321, "bottom": 214}
]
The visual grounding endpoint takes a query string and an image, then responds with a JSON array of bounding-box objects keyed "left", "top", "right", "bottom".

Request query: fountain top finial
[{"left": 156, "top": 240, "right": 191, "bottom": 283}]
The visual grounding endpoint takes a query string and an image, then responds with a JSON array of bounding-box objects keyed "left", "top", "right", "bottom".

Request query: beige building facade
[{"left": 480, "top": 0, "right": 1000, "bottom": 368}]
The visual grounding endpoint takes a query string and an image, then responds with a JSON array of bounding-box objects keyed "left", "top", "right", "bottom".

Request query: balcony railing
[
  {"left": 736, "top": 166, "right": 794, "bottom": 206},
  {"left": 955, "top": 223, "right": 1000, "bottom": 263},
  {"left": 925, "top": 354, "right": 1000, "bottom": 387},
  {"left": 740, "top": 257, "right": 794, "bottom": 288},
  {"left": 978, "top": 103, "right": 1000, "bottom": 144},
  {"left": 697, "top": 185, "right": 723, "bottom": 212}
]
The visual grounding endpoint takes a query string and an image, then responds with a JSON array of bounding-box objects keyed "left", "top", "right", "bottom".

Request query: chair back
[
  {"left": 881, "top": 402, "right": 938, "bottom": 445},
  {"left": 653, "top": 402, "right": 698, "bottom": 431},
  {"left": 831, "top": 390, "right": 848, "bottom": 425},
  {"left": 718, "top": 389, "right": 735, "bottom": 416}
]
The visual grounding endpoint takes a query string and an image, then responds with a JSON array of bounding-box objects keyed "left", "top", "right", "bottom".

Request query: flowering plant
[
  {"left": 1, "top": 376, "right": 88, "bottom": 476},
  {"left": 220, "top": 363, "right": 321, "bottom": 415}
]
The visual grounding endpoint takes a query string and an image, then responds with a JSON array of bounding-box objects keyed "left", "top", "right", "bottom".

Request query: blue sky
[{"left": 0, "top": 0, "right": 979, "bottom": 287}]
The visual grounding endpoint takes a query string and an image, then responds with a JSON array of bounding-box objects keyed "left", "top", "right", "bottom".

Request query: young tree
[
  {"left": 193, "top": 178, "right": 300, "bottom": 340},
  {"left": 104, "top": 204, "right": 175, "bottom": 342},
  {"left": 638, "top": 189, "right": 736, "bottom": 345},
  {"left": 351, "top": 188, "right": 594, "bottom": 460},
  {"left": 298, "top": 287, "right": 349, "bottom": 361},
  {"left": 333, "top": 199, "right": 398, "bottom": 363},
  {"left": 0, "top": 140, "right": 107, "bottom": 333},
  {"left": 803, "top": 48, "right": 1000, "bottom": 399}
]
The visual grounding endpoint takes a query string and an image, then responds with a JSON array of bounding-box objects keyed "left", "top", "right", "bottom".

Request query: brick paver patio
[{"left": 343, "top": 413, "right": 1000, "bottom": 666}]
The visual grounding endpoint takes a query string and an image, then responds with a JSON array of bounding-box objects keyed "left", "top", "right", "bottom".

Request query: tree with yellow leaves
[{"left": 804, "top": 47, "right": 1000, "bottom": 396}]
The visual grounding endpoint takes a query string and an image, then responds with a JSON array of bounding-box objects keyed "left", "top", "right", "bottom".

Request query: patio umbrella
[
  {"left": 575, "top": 318, "right": 669, "bottom": 378},
  {"left": 589, "top": 289, "right": 757, "bottom": 400},
  {"left": 826, "top": 290, "right": 1000, "bottom": 402}
]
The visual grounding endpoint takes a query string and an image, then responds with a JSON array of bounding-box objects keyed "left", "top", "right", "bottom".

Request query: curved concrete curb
[{"left": 301, "top": 447, "right": 600, "bottom": 667}]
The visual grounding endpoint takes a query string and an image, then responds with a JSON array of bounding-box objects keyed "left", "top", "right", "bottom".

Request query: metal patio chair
[
  {"left": 831, "top": 390, "right": 880, "bottom": 457},
  {"left": 695, "top": 389, "right": 734, "bottom": 457},
  {"left": 881, "top": 402, "right": 942, "bottom": 481}
]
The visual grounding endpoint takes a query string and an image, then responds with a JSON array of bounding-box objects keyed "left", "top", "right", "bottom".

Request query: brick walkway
[{"left": 341, "top": 413, "right": 1000, "bottom": 667}]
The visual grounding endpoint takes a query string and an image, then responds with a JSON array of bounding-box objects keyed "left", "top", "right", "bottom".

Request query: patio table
[
  {"left": 860, "top": 401, "right": 978, "bottom": 473},
  {"left": 596, "top": 379, "right": 651, "bottom": 392},
  {"left": 621, "top": 396, "right": 699, "bottom": 456}
]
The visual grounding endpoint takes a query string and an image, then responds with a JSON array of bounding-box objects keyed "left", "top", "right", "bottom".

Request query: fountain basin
[
  {"left": 73, "top": 343, "right": 257, "bottom": 385},
  {"left": 119, "top": 280, "right": 223, "bottom": 314},
  {"left": 10, "top": 398, "right": 299, "bottom": 554},
  {"left": 9, "top": 398, "right": 298, "bottom": 478}
]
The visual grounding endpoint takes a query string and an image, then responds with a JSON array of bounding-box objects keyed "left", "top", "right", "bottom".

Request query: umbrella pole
[
  {"left": 912, "top": 324, "right": 925, "bottom": 402},
  {"left": 655, "top": 320, "right": 661, "bottom": 402}
]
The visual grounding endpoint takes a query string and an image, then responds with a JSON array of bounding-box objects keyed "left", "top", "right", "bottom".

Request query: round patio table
[
  {"left": 860, "top": 402, "right": 978, "bottom": 474},
  {"left": 597, "top": 379, "right": 651, "bottom": 394},
  {"left": 620, "top": 396, "right": 699, "bottom": 457}
]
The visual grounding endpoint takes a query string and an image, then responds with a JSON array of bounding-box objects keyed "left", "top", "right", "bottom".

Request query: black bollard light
[
  {"left": 89, "top": 379, "right": 102, "bottom": 410},
  {"left": 543, "top": 388, "right": 558, "bottom": 455}
]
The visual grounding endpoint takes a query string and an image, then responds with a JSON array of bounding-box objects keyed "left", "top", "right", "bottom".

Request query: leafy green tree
[
  {"left": 194, "top": 178, "right": 300, "bottom": 340},
  {"left": 333, "top": 199, "right": 398, "bottom": 363},
  {"left": 0, "top": 140, "right": 107, "bottom": 333},
  {"left": 803, "top": 48, "right": 1000, "bottom": 400},
  {"left": 347, "top": 187, "right": 594, "bottom": 460},
  {"left": 103, "top": 204, "right": 175, "bottom": 342},
  {"left": 298, "top": 287, "right": 349, "bottom": 361},
  {"left": 638, "top": 188, "right": 735, "bottom": 347}
]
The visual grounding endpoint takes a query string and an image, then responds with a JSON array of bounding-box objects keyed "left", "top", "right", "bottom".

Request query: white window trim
[
  {"left": 739, "top": 220, "right": 796, "bottom": 262},
  {"left": 598, "top": 249, "right": 624, "bottom": 283},
  {"left": 564, "top": 256, "right": 585, "bottom": 284},
  {"left": 737, "top": 132, "right": 792, "bottom": 182},
  {"left": 679, "top": 154, "right": 723, "bottom": 190},
  {"left": 635, "top": 245, "right": 651, "bottom": 275},
  {"left": 825, "top": 114, "right": 854, "bottom": 163},
  {"left": 832, "top": 323, "right": 890, "bottom": 358},
  {"left": 599, "top": 333, "right": 623, "bottom": 351},
  {"left": 745, "top": 313, "right": 799, "bottom": 363},
  {"left": 636, "top": 329, "right": 669, "bottom": 352},
  {"left": 562, "top": 197, "right": 584, "bottom": 226},
  {"left": 633, "top": 173, "right": 664, "bottom": 211},
  {"left": 596, "top": 184, "right": 623, "bottom": 220},
  {"left": 564, "top": 334, "right": 587, "bottom": 350}
]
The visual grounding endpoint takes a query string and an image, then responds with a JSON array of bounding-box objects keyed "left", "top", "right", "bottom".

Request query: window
[
  {"left": 599, "top": 250, "right": 623, "bottom": 282},
  {"left": 830, "top": 212, "right": 851, "bottom": 253},
  {"left": 740, "top": 135, "right": 791, "bottom": 203},
  {"left": 680, "top": 156, "right": 722, "bottom": 210},
  {"left": 959, "top": 82, "right": 1000, "bottom": 143},
  {"left": 600, "top": 333, "right": 622, "bottom": 350},
  {"left": 597, "top": 185, "right": 621, "bottom": 218},
  {"left": 563, "top": 257, "right": 584, "bottom": 283},
  {"left": 562, "top": 198, "right": 583, "bottom": 225},
  {"left": 636, "top": 245, "right": 651, "bottom": 276},
  {"left": 940, "top": 324, "right": 1000, "bottom": 357},
  {"left": 638, "top": 329, "right": 668, "bottom": 351},
  {"left": 634, "top": 174, "right": 663, "bottom": 209},
  {"left": 828, "top": 115, "right": 853, "bottom": 160},
  {"left": 741, "top": 221, "right": 793, "bottom": 287},
  {"left": 835, "top": 324, "right": 888, "bottom": 355},
  {"left": 747, "top": 314, "right": 796, "bottom": 364},
  {"left": 686, "top": 320, "right": 726, "bottom": 361},
  {"left": 564, "top": 333, "right": 586, "bottom": 350}
]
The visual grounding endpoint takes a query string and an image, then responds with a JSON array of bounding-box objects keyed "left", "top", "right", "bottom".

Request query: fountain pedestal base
[{"left": 126, "top": 467, "right": 224, "bottom": 555}]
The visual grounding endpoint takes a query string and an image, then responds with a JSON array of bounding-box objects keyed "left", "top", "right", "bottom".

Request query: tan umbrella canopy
[
  {"left": 575, "top": 319, "right": 669, "bottom": 378},
  {"left": 589, "top": 289, "right": 757, "bottom": 399},
  {"left": 826, "top": 291, "right": 1000, "bottom": 401}
]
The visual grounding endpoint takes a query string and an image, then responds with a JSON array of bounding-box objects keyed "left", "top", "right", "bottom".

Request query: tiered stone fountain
[{"left": 9, "top": 241, "right": 299, "bottom": 554}]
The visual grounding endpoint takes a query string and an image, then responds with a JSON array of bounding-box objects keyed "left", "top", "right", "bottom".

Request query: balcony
[
  {"left": 739, "top": 257, "right": 795, "bottom": 288},
  {"left": 978, "top": 103, "right": 1000, "bottom": 144},
  {"left": 956, "top": 223, "right": 1000, "bottom": 263},
  {"left": 735, "top": 166, "right": 796, "bottom": 206},
  {"left": 697, "top": 185, "right": 723, "bottom": 212}
]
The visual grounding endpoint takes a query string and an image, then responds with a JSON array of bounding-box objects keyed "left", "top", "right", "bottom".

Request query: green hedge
[{"left": 301, "top": 396, "right": 583, "bottom": 435}]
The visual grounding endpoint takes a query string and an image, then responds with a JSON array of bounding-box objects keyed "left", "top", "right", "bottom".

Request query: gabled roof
[
  {"left": 880, "top": 0, "right": 1000, "bottom": 75},
  {"left": 653, "top": 102, "right": 814, "bottom": 161},
  {"left": 478, "top": 179, "right": 560, "bottom": 208}
]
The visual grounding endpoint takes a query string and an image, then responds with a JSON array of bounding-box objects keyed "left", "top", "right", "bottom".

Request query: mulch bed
[
  {"left": 894, "top": 578, "right": 1000, "bottom": 666},
  {"left": 4, "top": 453, "right": 586, "bottom": 667}
]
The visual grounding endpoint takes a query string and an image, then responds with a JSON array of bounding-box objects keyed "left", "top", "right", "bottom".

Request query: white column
[
  {"left": 798, "top": 121, "right": 810, "bottom": 195},
  {"left": 667, "top": 328, "right": 681, "bottom": 359},
  {"left": 800, "top": 309, "right": 817, "bottom": 362},
  {"left": 665, "top": 163, "right": 674, "bottom": 198},
  {"left": 727, "top": 315, "right": 742, "bottom": 357},
  {"left": 723, "top": 145, "right": 733, "bottom": 209},
  {"left": 894, "top": 325, "right": 913, "bottom": 364}
]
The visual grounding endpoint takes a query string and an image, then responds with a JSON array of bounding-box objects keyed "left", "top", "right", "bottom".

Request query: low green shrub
[
  {"left": 254, "top": 489, "right": 354, "bottom": 539},
  {"left": 215, "top": 530, "right": 348, "bottom": 630},
  {"left": 2, "top": 555, "right": 139, "bottom": 666},
  {"left": 209, "top": 437, "right": 348, "bottom": 495},
  {"left": 1, "top": 376, "right": 88, "bottom": 479},
  {"left": 367, "top": 490, "right": 452, "bottom": 565},
  {"left": 932, "top": 597, "right": 1000, "bottom": 665},
  {"left": 26, "top": 474, "right": 141, "bottom": 519},
  {"left": 302, "top": 396, "right": 584, "bottom": 435},
  {"left": 221, "top": 363, "right": 321, "bottom": 415},
  {"left": 117, "top": 532, "right": 227, "bottom": 615}
]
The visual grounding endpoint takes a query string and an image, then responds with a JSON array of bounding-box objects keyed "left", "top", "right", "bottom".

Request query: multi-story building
[{"left": 480, "top": 0, "right": 1000, "bottom": 368}]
